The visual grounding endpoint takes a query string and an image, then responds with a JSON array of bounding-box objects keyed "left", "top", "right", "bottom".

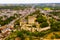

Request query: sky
[{"left": 0, "top": 0, "right": 60, "bottom": 4}]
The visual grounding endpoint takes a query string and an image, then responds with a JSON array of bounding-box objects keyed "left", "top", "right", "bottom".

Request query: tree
[
  {"left": 36, "top": 15, "right": 47, "bottom": 23},
  {"left": 17, "top": 31, "right": 23, "bottom": 37},
  {"left": 14, "top": 14, "right": 20, "bottom": 18},
  {"left": 40, "top": 22, "right": 49, "bottom": 28},
  {"left": 54, "top": 33, "right": 60, "bottom": 38},
  {"left": 51, "top": 21, "right": 60, "bottom": 31},
  {"left": 14, "top": 19, "right": 21, "bottom": 31}
]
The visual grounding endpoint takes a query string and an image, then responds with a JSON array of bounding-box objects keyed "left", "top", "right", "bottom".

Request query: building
[{"left": 28, "top": 16, "right": 36, "bottom": 24}]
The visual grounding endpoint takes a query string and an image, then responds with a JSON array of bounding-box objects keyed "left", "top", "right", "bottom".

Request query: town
[{"left": 0, "top": 4, "right": 60, "bottom": 40}]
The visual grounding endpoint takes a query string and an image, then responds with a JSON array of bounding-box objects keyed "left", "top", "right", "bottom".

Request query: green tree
[
  {"left": 40, "top": 22, "right": 49, "bottom": 28},
  {"left": 51, "top": 21, "right": 60, "bottom": 31},
  {"left": 54, "top": 33, "right": 60, "bottom": 38},
  {"left": 36, "top": 15, "right": 47, "bottom": 23}
]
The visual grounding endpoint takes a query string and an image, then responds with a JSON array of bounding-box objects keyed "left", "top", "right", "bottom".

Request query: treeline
[{"left": 0, "top": 6, "right": 27, "bottom": 10}]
